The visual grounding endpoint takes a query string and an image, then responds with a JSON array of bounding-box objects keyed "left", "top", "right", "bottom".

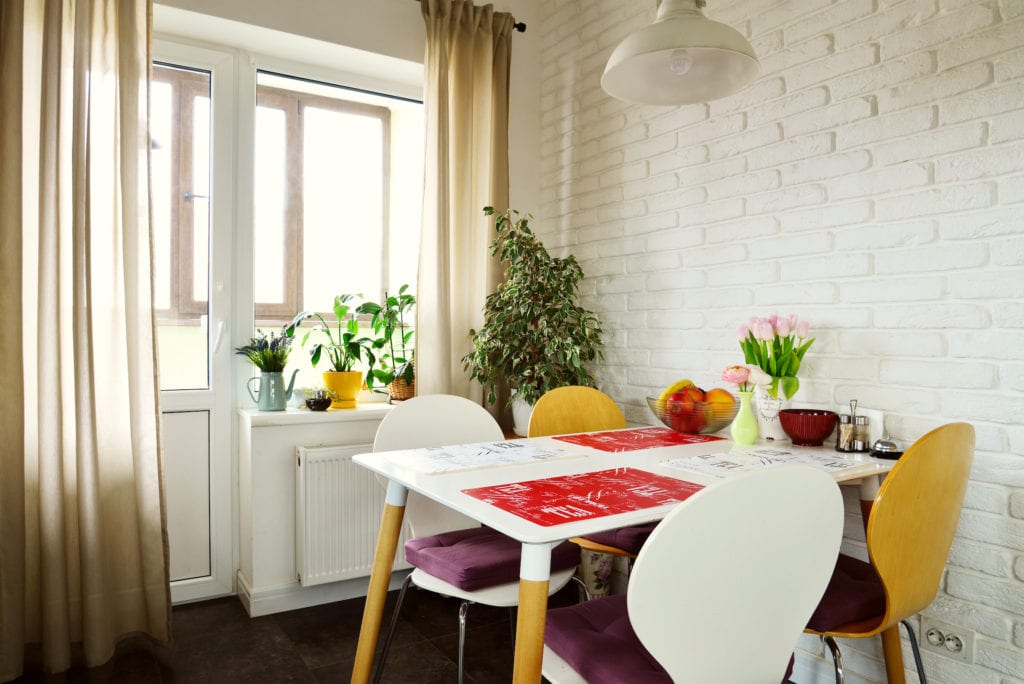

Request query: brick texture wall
[{"left": 536, "top": 1, "right": 1024, "bottom": 681}]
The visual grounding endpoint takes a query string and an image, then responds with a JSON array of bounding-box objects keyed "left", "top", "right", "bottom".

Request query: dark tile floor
[{"left": 11, "top": 582, "right": 579, "bottom": 684}]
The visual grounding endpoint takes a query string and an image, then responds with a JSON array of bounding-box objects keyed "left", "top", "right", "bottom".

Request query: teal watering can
[{"left": 247, "top": 369, "right": 299, "bottom": 411}]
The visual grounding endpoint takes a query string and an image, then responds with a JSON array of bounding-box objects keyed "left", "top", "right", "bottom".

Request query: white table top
[{"left": 353, "top": 428, "right": 894, "bottom": 545}]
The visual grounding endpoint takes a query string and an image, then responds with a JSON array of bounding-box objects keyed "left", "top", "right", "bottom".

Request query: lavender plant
[{"left": 234, "top": 329, "right": 293, "bottom": 372}]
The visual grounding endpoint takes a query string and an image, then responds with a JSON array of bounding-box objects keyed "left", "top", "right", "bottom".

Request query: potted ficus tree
[
  {"left": 463, "top": 207, "right": 604, "bottom": 435},
  {"left": 361, "top": 284, "right": 416, "bottom": 402},
  {"left": 286, "top": 294, "right": 380, "bottom": 408}
]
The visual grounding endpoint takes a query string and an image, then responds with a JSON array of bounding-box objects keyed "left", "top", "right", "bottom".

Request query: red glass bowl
[{"left": 779, "top": 409, "right": 838, "bottom": 446}]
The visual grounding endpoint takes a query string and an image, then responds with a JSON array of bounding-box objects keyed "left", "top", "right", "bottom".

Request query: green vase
[{"left": 730, "top": 390, "right": 759, "bottom": 445}]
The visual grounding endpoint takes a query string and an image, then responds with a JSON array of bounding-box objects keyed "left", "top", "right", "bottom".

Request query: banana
[{"left": 657, "top": 378, "right": 695, "bottom": 404}]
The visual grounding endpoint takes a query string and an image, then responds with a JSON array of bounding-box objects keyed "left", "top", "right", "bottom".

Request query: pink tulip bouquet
[
  {"left": 737, "top": 315, "right": 815, "bottom": 400},
  {"left": 721, "top": 364, "right": 772, "bottom": 393}
]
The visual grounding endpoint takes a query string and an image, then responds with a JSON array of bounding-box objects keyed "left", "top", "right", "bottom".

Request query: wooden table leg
[
  {"left": 351, "top": 482, "right": 407, "bottom": 684},
  {"left": 512, "top": 543, "right": 552, "bottom": 684},
  {"left": 859, "top": 475, "right": 906, "bottom": 683},
  {"left": 857, "top": 475, "right": 880, "bottom": 533}
]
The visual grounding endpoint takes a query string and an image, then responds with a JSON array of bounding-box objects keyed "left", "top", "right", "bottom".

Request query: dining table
[{"left": 348, "top": 426, "right": 896, "bottom": 684}]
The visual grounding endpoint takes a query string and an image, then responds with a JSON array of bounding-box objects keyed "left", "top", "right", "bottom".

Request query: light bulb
[{"left": 669, "top": 50, "right": 693, "bottom": 76}]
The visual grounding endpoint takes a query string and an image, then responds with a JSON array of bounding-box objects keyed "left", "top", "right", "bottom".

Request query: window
[
  {"left": 149, "top": 53, "right": 423, "bottom": 392},
  {"left": 254, "top": 76, "right": 391, "bottom": 320},
  {"left": 151, "top": 63, "right": 212, "bottom": 390}
]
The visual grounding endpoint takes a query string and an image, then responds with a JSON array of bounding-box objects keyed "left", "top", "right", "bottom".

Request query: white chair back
[
  {"left": 373, "top": 394, "right": 504, "bottom": 539},
  {"left": 627, "top": 465, "right": 844, "bottom": 683}
]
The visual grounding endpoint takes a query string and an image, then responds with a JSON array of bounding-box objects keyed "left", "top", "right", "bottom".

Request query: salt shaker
[{"left": 853, "top": 416, "right": 870, "bottom": 452}]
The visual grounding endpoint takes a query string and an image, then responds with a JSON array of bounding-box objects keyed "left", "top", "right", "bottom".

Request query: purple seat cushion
[
  {"left": 546, "top": 594, "right": 796, "bottom": 683},
  {"left": 806, "top": 553, "right": 887, "bottom": 631},
  {"left": 546, "top": 594, "right": 670, "bottom": 683},
  {"left": 581, "top": 522, "right": 658, "bottom": 555},
  {"left": 404, "top": 526, "right": 580, "bottom": 592}
]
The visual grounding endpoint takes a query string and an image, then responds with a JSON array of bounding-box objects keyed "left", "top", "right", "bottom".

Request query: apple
[{"left": 665, "top": 386, "right": 706, "bottom": 433}]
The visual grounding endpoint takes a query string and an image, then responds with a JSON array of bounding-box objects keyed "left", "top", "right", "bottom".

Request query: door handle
[{"left": 212, "top": 320, "right": 225, "bottom": 353}]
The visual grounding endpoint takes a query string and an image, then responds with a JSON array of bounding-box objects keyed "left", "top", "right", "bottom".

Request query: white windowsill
[{"left": 241, "top": 401, "right": 392, "bottom": 427}]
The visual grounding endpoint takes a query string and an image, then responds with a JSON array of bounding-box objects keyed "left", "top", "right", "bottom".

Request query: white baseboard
[{"left": 235, "top": 569, "right": 411, "bottom": 617}]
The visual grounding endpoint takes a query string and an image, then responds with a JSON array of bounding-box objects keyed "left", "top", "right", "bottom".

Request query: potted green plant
[
  {"left": 361, "top": 284, "right": 416, "bottom": 402},
  {"left": 462, "top": 207, "right": 604, "bottom": 435},
  {"left": 286, "top": 294, "right": 380, "bottom": 408},
  {"left": 235, "top": 328, "right": 298, "bottom": 411}
]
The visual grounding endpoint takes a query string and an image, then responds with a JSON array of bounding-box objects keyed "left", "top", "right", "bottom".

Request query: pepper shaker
[{"left": 835, "top": 414, "right": 853, "bottom": 452}]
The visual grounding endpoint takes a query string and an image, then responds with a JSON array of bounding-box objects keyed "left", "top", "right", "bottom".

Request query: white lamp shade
[{"left": 602, "top": 1, "right": 760, "bottom": 106}]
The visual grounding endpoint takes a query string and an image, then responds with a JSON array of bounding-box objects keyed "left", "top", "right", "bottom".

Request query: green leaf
[{"left": 779, "top": 375, "right": 800, "bottom": 400}]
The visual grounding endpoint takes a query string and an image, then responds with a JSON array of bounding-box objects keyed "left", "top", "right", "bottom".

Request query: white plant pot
[
  {"left": 511, "top": 393, "right": 533, "bottom": 437},
  {"left": 754, "top": 384, "right": 788, "bottom": 441}
]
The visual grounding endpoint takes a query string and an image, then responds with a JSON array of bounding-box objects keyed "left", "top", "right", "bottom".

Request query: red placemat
[
  {"left": 462, "top": 467, "right": 704, "bottom": 527},
  {"left": 554, "top": 426, "right": 725, "bottom": 452}
]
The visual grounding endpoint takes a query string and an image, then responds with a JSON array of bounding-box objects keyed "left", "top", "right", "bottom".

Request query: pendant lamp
[{"left": 602, "top": 0, "right": 760, "bottom": 106}]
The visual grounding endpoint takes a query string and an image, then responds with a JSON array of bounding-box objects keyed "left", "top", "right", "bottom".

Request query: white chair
[
  {"left": 543, "top": 465, "right": 845, "bottom": 683},
  {"left": 371, "top": 394, "right": 581, "bottom": 684}
]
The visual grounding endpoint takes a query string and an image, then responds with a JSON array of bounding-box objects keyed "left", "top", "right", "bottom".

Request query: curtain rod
[{"left": 413, "top": 0, "right": 527, "bottom": 32}]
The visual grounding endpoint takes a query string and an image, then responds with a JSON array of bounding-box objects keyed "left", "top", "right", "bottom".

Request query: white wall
[
  {"left": 157, "top": 0, "right": 542, "bottom": 214},
  {"left": 158, "top": 0, "right": 426, "bottom": 63},
  {"left": 537, "top": 1, "right": 1024, "bottom": 682}
]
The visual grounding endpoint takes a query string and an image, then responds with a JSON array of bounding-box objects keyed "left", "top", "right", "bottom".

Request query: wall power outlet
[{"left": 920, "top": 616, "right": 974, "bottom": 663}]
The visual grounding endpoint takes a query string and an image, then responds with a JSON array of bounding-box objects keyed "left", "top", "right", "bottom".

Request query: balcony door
[{"left": 151, "top": 43, "right": 235, "bottom": 603}]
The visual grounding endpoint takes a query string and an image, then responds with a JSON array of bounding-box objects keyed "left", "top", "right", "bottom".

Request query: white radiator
[{"left": 295, "top": 444, "right": 407, "bottom": 587}]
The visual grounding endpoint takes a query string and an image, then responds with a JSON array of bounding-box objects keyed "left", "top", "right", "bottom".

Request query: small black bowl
[{"left": 305, "top": 397, "right": 332, "bottom": 411}]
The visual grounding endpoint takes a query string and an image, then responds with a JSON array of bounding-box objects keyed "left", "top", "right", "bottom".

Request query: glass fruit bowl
[{"left": 646, "top": 394, "right": 739, "bottom": 435}]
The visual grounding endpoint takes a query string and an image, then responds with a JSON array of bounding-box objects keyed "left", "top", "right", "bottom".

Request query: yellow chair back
[
  {"left": 527, "top": 386, "right": 627, "bottom": 437},
  {"left": 867, "top": 422, "right": 974, "bottom": 632}
]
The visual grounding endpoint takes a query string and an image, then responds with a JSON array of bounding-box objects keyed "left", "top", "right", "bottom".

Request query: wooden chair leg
[{"left": 881, "top": 626, "right": 907, "bottom": 684}]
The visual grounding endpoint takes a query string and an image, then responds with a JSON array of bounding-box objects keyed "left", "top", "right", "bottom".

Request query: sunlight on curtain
[
  {"left": 0, "top": 1, "right": 170, "bottom": 680},
  {"left": 416, "top": 0, "right": 513, "bottom": 407}
]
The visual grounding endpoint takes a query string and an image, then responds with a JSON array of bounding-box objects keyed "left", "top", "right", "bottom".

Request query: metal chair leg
[
  {"left": 901, "top": 619, "right": 928, "bottom": 684},
  {"left": 457, "top": 601, "right": 469, "bottom": 684},
  {"left": 569, "top": 574, "right": 592, "bottom": 602},
  {"left": 823, "top": 635, "right": 844, "bottom": 684},
  {"left": 372, "top": 573, "right": 413, "bottom": 684}
]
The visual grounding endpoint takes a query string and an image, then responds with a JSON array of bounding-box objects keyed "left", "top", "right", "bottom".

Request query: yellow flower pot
[{"left": 322, "top": 370, "right": 362, "bottom": 408}]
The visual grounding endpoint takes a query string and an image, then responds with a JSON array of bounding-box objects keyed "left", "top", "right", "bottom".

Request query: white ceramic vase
[
  {"left": 511, "top": 393, "right": 533, "bottom": 437},
  {"left": 754, "top": 384, "right": 788, "bottom": 441}
]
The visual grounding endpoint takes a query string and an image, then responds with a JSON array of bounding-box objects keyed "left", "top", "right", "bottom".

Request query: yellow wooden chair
[
  {"left": 527, "top": 385, "right": 628, "bottom": 438},
  {"left": 528, "top": 387, "right": 654, "bottom": 561},
  {"left": 804, "top": 422, "right": 975, "bottom": 684}
]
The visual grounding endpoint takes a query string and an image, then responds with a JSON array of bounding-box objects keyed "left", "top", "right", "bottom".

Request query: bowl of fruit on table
[{"left": 647, "top": 379, "right": 739, "bottom": 435}]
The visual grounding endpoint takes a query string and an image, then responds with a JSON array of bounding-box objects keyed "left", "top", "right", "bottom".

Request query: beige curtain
[
  {"left": 0, "top": 1, "right": 170, "bottom": 680},
  {"left": 416, "top": 0, "right": 513, "bottom": 404}
]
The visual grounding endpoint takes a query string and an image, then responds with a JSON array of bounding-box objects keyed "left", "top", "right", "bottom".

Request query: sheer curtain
[
  {"left": 0, "top": 1, "right": 170, "bottom": 680},
  {"left": 416, "top": 0, "right": 513, "bottom": 404}
]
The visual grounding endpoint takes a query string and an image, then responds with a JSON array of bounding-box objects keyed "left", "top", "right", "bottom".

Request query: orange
[{"left": 704, "top": 387, "right": 735, "bottom": 406}]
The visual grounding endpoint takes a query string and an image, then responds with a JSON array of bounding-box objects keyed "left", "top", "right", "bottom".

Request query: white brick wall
[{"left": 537, "top": 1, "right": 1024, "bottom": 682}]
